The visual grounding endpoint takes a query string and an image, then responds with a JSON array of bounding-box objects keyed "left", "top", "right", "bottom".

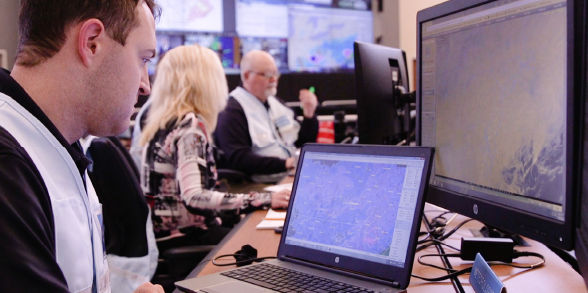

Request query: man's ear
[{"left": 77, "top": 19, "right": 106, "bottom": 67}]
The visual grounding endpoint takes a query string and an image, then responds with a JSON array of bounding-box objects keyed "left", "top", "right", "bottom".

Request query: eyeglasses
[{"left": 251, "top": 71, "right": 280, "bottom": 80}]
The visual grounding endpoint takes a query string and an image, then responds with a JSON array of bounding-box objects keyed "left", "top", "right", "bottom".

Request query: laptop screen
[{"left": 283, "top": 150, "right": 427, "bottom": 269}]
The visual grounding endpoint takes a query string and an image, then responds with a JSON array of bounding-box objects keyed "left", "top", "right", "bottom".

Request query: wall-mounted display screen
[
  {"left": 156, "top": 0, "right": 223, "bottom": 33},
  {"left": 236, "top": 0, "right": 288, "bottom": 38},
  {"left": 288, "top": 4, "right": 373, "bottom": 72},
  {"left": 152, "top": 0, "right": 372, "bottom": 73}
]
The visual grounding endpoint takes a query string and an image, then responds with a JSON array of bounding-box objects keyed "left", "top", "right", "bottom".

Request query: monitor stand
[{"left": 472, "top": 225, "right": 529, "bottom": 247}]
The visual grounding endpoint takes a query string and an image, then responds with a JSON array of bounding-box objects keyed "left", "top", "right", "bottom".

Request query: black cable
[
  {"left": 411, "top": 251, "right": 545, "bottom": 281},
  {"left": 412, "top": 266, "right": 473, "bottom": 282},
  {"left": 508, "top": 251, "right": 546, "bottom": 269},
  {"left": 430, "top": 211, "right": 452, "bottom": 225},
  {"left": 416, "top": 217, "right": 474, "bottom": 249},
  {"left": 211, "top": 244, "right": 277, "bottom": 267},
  {"left": 417, "top": 231, "right": 433, "bottom": 244},
  {"left": 417, "top": 253, "right": 462, "bottom": 272},
  {"left": 422, "top": 213, "right": 465, "bottom": 292},
  {"left": 437, "top": 219, "right": 476, "bottom": 241},
  {"left": 417, "top": 211, "right": 452, "bottom": 247},
  {"left": 417, "top": 239, "right": 461, "bottom": 252},
  {"left": 212, "top": 254, "right": 276, "bottom": 267}
]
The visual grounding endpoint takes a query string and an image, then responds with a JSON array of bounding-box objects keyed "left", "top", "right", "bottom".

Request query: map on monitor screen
[
  {"left": 157, "top": 0, "right": 223, "bottom": 32},
  {"left": 288, "top": 5, "right": 373, "bottom": 72}
]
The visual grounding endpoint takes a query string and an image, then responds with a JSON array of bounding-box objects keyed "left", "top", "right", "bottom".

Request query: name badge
[{"left": 470, "top": 253, "right": 506, "bottom": 293}]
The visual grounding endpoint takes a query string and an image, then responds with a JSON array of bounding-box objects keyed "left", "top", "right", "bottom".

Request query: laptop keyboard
[{"left": 220, "top": 263, "right": 375, "bottom": 293}]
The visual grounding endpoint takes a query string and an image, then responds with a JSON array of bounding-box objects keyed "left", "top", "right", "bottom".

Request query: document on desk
[
  {"left": 263, "top": 182, "right": 293, "bottom": 193},
  {"left": 255, "top": 209, "right": 287, "bottom": 230}
]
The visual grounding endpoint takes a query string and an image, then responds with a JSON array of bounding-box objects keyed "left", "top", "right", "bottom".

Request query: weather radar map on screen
[
  {"left": 421, "top": 0, "right": 566, "bottom": 220},
  {"left": 288, "top": 5, "right": 373, "bottom": 71},
  {"left": 152, "top": 0, "right": 373, "bottom": 73},
  {"left": 285, "top": 152, "right": 425, "bottom": 266},
  {"left": 236, "top": 0, "right": 288, "bottom": 37},
  {"left": 157, "top": 0, "right": 223, "bottom": 32}
]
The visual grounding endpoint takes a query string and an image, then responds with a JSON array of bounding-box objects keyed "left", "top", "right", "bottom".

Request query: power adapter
[{"left": 460, "top": 237, "right": 514, "bottom": 263}]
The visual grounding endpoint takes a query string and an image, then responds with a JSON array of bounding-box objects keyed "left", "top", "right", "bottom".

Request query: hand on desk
[
  {"left": 285, "top": 157, "right": 296, "bottom": 169},
  {"left": 271, "top": 189, "right": 290, "bottom": 209},
  {"left": 134, "top": 282, "right": 164, "bottom": 293}
]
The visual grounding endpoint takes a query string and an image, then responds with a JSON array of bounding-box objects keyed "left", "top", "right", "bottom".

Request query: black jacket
[{"left": 214, "top": 96, "right": 318, "bottom": 175}]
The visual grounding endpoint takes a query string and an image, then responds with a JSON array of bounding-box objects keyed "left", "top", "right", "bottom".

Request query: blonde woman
[{"left": 139, "top": 45, "right": 289, "bottom": 248}]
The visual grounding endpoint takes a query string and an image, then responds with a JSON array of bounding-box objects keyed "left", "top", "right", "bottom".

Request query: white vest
[
  {"left": 104, "top": 211, "right": 157, "bottom": 293},
  {"left": 231, "top": 87, "right": 298, "bottom": 183},
  {"left": 0, "top": 93, "right": 110, "bottom": 293}
]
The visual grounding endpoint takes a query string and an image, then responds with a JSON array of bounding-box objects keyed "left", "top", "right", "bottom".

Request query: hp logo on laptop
[{"left": 335, "top": 256, "right": 340, "bottom": 263}]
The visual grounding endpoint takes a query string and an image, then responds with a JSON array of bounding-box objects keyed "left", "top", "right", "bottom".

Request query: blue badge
[
  {"left": 97, "top": 213, "right": 105, "bottom": 255},
  {"left": 274, "top": 115, "right": 291, "bottom": 128},
  {"left": 470, "top": 253, "right": 506, "bottom": 293}
]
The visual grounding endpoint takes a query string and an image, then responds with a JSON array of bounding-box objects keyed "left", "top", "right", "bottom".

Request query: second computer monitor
[
  {"left": 354, "top": 41, "right": 409, "bottom": 145},
  {"left": 417, "top": 0, "right": 581, "bottom": 249}
]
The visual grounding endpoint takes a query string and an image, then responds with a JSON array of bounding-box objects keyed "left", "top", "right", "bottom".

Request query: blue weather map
[
  {"left": 287, "top": 158, "right": 406, "bottom": 256},
  {"left": 288, "top": 7, "right": 372, "bottom": 71}
]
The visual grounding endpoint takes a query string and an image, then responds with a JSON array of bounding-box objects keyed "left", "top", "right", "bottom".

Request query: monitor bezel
[
  {"left": 416, "top": 0, "right": 582, "bottom": 250},
  {"left": 354, "top": 41, "right": 410, "bottom": 145},
  {"left": 574, "top": 0, "right": 588, "bottom": 283},
  {"left": 277, "top": 144, "right": 434, "bottom": 289}
]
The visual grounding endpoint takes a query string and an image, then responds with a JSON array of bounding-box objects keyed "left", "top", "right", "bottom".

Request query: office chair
[
  {"left": 214, "top": 147, "right": 250, "bottom": 185},
  {"left": 85, "top": 136, "right": 214, "bottom": 292}
]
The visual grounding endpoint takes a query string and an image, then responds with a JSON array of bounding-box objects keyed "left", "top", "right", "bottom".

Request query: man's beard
[{"left": 264, "top": 86, "right": 277, "bottom": 98}]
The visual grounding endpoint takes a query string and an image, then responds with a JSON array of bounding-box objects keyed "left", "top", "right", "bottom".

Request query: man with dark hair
[{"left": 0, "top": 0, "right": 163, "bottom": 292}]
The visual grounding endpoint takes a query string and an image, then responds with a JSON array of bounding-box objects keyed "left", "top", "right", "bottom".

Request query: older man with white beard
[{"left": 214, "top": 50, "right": 319, "bottom": 183}]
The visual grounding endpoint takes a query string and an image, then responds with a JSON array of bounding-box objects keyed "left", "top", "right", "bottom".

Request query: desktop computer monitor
[
  {"left": 575, "top": 0, "right": 588, "bottom": 284},
  {"left": 577, "top": 119, "right": 588, "bottom": 284},
  {"left": 417, "top": 0, "right": 583, "bottom": 250},
  {"left": 354, "top": 41, "right": 409, "bottom": 145}
]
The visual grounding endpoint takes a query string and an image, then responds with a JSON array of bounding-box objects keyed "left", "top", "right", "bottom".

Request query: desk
[
  {"left": 182, "top": 204, "right": 586, "bottom": 292},
  {"left": 410, "top": 207, "right": 587, "bottom": 292}
]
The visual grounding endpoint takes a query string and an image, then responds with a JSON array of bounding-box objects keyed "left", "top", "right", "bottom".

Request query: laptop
[{"left": 176, "top": 144, "right": 434, "bottom": 293}]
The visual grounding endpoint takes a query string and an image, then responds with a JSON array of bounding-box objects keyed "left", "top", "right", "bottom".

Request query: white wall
[
  {"left": 372, "top": 0, "right": 400, "bottom": 48},
  {"left": 0, "top": 0, "right": 19, "bottom": 70},
  {"left": 398, "top": 0, "right": 447, "bottom": 91}
]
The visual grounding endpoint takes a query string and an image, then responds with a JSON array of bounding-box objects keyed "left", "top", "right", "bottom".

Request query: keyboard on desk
[{"left": 221, "top": 263, "right": 375, "bottom": 293}]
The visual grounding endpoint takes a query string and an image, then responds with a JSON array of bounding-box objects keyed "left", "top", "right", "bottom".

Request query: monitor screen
[
  {"left": 417, "top": 0, "right": 580, "bottom": 249},
  {"left": 150, "top": 32, "right": 237, "bottom": 76},
  {"left": 288, "top": 4, "right": 373, "bottom": 72},
  {"left": 235, "top": 0, "right": 289, "bottom": 38},
  {"left": 156, "top": 0, "right": 224, "bottom": 33},
  {"left": 284, "top": 151, "right": 426, "bottom": 267},
  {"left": 184, "top": 34, "right": 237, "bottom": 69},
  {"left": 236, "top": 0, "right": 372, "bottom": 72},
  {"left": 239, "top": 36, "right": 289, "bottom": 71},
  {"left": 354, "top": 41, "right": 410, "bottom": 145}
]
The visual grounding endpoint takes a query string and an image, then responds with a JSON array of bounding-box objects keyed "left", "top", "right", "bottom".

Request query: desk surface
[{"left": 185, "top": 205, "right": 587, "bottom": 292}]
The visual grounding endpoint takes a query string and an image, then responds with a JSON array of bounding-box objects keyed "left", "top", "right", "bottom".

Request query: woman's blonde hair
[{"left": 140, "top": 44, "right": 228, "bottom": 146}]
